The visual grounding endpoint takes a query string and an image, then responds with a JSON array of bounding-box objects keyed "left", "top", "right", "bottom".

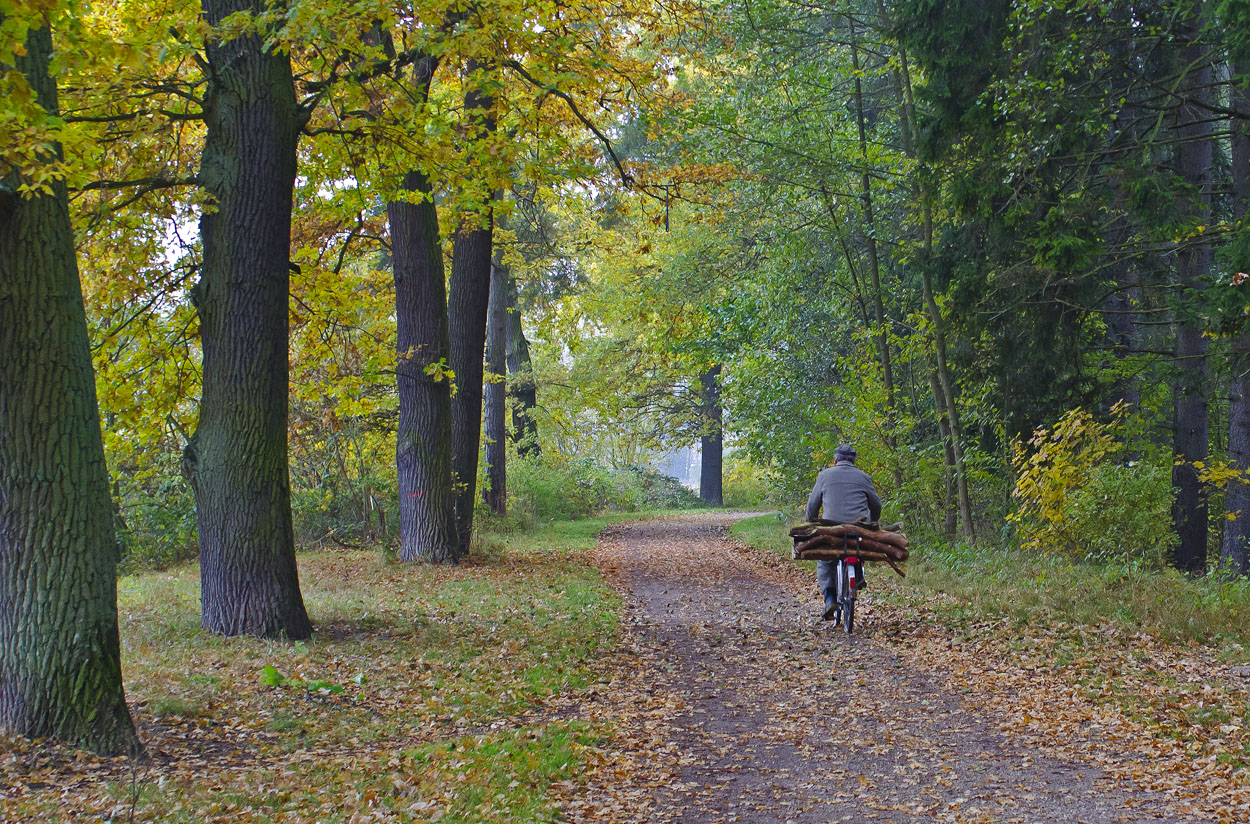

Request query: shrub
[
  {"left": 508, "top": 456, "right": 701, "bottom": 521},
  {"left": 291, "top": 471, "right": 397, "bottom": 546},
  {"left": 723, "top": 459, "right": 775, "bottom": 508},
  {"left": 620, "top": 465, "right": 705, "bottom": 509},
  {"left": 116, "top": 468, "right": 198, "bottom": 572},
  {"left": 509, "top": 457, "right": 610, "bottom": 521},
  {"left": 1009, "top": 402, "right": 1173, "bottom": 565}
]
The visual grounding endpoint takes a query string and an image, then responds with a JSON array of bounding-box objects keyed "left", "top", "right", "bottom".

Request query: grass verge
[
  {"left": 0, "top": 511, "right": 675, "bottom": 823},
  {"left": 731, "top": 513, "right": 1250, "bottom": 649}
]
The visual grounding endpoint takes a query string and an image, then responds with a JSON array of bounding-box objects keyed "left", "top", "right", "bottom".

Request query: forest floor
[
  {"left": 550, "top": 512, "right": 1250, "bottom": 824},
  {"left": 0, "top": 515, "right": 634, "bottom": 823},
  {"left": 4, "top": 511, "right": 1250, "bottom": 822}
]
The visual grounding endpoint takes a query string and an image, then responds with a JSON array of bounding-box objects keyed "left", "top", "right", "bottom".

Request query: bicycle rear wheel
[{"left": 838, "top": 560, "right": 855, "bottom": 634}]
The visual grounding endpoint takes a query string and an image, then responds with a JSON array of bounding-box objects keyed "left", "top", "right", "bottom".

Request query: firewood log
[
  {"left": 789, "top": 521, "right": 909, "bottom": 550},
  {"left": 793, "top": 537, "right": 908, "bottom": 559},
  {"left": 793, "top": 536, "right": 835, "bottom": 555},
  {"left": 857, "top": 537, "right": 909, "bottom": 559},
  {"left": 792, "top": 532, "right": 908, "bottom": 557},
  {"left": 793, "top": 541, "right": 907, "bottom": 559},
  {"left": 794, "top": 548, "right": 891, "bottom": 562}
]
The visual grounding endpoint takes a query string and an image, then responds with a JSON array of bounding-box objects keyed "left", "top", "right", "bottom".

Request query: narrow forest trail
[{"left": 549, "top": 513, "right": 1207, "bottom": 824}]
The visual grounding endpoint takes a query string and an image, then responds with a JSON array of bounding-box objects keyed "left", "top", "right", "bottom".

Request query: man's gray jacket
[{"left": 805, "top": 462, "right": 882, "bottom": 523}]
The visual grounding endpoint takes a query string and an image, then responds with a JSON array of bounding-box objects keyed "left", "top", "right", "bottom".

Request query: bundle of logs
[{"left": 789, "top": 520, "right": 910, "bottom": 576}]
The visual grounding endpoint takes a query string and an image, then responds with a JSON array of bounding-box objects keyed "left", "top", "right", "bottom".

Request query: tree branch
[
  {"left": 75, "top": 176, "right": 199, "bottom": 193},
  {"left": 502, "top": 58, "right": 633, "bottom": 188}
]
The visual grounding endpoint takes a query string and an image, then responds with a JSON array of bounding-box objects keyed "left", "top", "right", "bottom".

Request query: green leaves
[
  {"left": 258, "top": 663, "right": 286, "bottom": 687},
  {"left": 259, "top": 663, "right": 347, "bottom": 695}
]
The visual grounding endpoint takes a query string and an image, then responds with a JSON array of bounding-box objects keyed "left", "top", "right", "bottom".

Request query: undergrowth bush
[
  {"left": 291, "top": 470, "right": 398, "bottom": 546},
  {"left": 1009, "top": 402, "right": 1173, "bottom": 565},
  {"left": 115, "top": 452, "right": 702, "bottom": 573},
  {"left": 509, "top": 456, "right": 702, "bottom": 521},
  {"left": 723, "top": 459, "right": 775, "bottom": 508},
  {"left": 116, "top": 467, "right": 198, "bottom": 573},
  {"left": 902, "top": 538, "right": 1250, "bottom": 644}
]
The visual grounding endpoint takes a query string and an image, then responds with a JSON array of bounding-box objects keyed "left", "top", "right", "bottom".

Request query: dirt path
[{"left": 552, "top": 513, "right": 1204, "bottom": 824}]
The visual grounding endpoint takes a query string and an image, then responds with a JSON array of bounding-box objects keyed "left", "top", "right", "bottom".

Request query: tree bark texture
[
  {"left": 0, "top": 19, "right": 138, "bottom": 754},
  {"left": 449, "top": 215, "right": 494, "bottom": 555},
  {"left": 504, "top": 273, "right": 540, "bottom": 458},
  {"left": 382, "top": 51, "right": 458, "bottom": 564},
  {"left": 483, "top": 249, "right": 508, "bottom": 516},
  {"left": 388, "top": 165, "right": 460, "bottom": 563},
  {"left": 184, "top": 0, "right": 311, "bottom": 638},
  {"left": 447, "top": 67, "right": 496, "bottom": 557},
  {"left": 1169, "top": 20, "right": 1213, "bottom": 574},
  {"left": 1220, "top": 61, "right": 1250, "bottom": 577},
  {"left": 700, "top": 365, "right": 724, "bottom": 506}
]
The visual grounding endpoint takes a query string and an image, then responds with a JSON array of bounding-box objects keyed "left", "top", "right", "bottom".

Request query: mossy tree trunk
[
  {"left": 0, "top": 18, "right": 138, "bottom": 754},
  {"left": 184, "top": 0, "right": 311, "bottom": 637}
]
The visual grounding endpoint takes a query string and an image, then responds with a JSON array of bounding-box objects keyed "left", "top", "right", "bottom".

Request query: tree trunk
[
  {"left": 505, "top": 273, "right": 540, "bottom": 457},
  {"left": 924, "top": 351, "right": 959, "bottom": 538},
  {"left": 184, "top": 0, "right": 311, "bottom": 638},
  {"left": 1220, "top": 59, "right": 1250, "bottom": 577},
  {"left": 378, "top": 46, "right": 458, "bottom": 564},
  {"left": 1170, "top": 18, "right": 1213, "bottom": 574},
  {"left": 483, "top": 248, "right": 508, "bottom": 516},
  {"left": 849, "top": 27, "right": 901, "bottom": 489},
  {"left": 388, "top": 162, "right": 460, "bottom": 563},
  {"left": 449, "top": 218, "right": 493, "bottom": 555},
  {"left": 0, "top": 18, "right": 138, "bottom": 754},
  {"left": 895, "top": 44, "right": 973, "bottom": 539},
  {"left": 922, "top": 205, "right": 975, "bottom": 540},
  {"left": 700, "top": 365, "right": 724, "bottom": 506},
  {"left": 448, "top": 64, "right": 496, "bottom": 557}
]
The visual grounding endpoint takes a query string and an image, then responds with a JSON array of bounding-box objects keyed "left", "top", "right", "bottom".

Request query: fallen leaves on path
[{"left": 552, "top": 513, "right": 1243, "bottom": 823}]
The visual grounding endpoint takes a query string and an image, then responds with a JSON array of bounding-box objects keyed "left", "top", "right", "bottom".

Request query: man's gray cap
[{"left": 834, "top": 444, "right": 857, "bottom": 462}]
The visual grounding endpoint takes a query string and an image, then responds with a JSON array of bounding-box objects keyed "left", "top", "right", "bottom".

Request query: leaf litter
[
  {"left": 548, "top": 512, "right": 1244, "bottom": 823},
  {"left": 3, "top": 514, "right": 1249, "bottom": 822},
  {"left": 0, "top": 541, "right": 617, "bottom": 823}
]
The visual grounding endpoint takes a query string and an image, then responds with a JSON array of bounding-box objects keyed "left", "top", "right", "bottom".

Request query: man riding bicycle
[{"left": 805, "top": 444, "right": 881, "bottom": 622}]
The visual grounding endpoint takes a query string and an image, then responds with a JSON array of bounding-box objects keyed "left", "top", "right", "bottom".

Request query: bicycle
[{"left": 830, "top": 552, "right": 860, "bottom": 634}]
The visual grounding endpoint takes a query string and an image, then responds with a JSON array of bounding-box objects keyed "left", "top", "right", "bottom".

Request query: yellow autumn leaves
[{"left": 1010, "top": 401, "right": 1174, "bottom": 563}]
